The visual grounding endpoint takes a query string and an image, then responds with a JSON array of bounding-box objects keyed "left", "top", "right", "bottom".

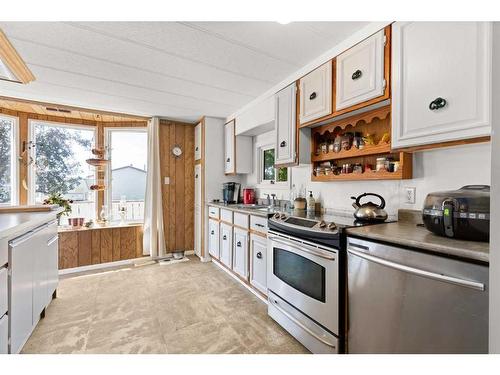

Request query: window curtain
[{"left": 142, "top": 117, "right": 166, "bottom": 258}]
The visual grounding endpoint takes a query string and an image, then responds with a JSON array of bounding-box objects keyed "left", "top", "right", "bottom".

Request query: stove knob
[
  {"left": 273, "top": 213, "right": 281, "bottom": 220},
  {"left": 319, "top": 220, "right": 327, "bottom": 228},
  {"left": 328, "top": 222, "right": 337, "bottom": 230},
  {"left": 280, "top": 213, "right": 287, "bottom": 220}
]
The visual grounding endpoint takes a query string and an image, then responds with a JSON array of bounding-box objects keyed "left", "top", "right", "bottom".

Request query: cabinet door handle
[
  {"left": 280, "top": 140, "right": 286, "bottom": 147},
  {"left": 195, "top": 146, "right": 199, "bottom": 151},
  {"left": 256, "top": 252, "right": 262, "bottom": 259},
  {"left": 195, "top": 174, "right": 198, "bottom": 178},
  {"left": 255, "top": 223, "right": 265, "bottom": 228},
  {"left": 226, "top": 157, "right": 230, "bottom": 163},
  {"left": 351, "top": 69, "right": 362, "bottom": 80},
  {"left": 309, "top": 92, "right": 317, "bottom": 100},
  {"left": 210, "top": 230, "right": 215, "bottom": 235},
  {"left": 223, "top": 235, "right": 227, "bottom": 240},
  {"left": 236, "top": 241, "right": 242, "bottom": 247},
  {"left": 429, "top": 97, "right": 447, "bottom": 110}
]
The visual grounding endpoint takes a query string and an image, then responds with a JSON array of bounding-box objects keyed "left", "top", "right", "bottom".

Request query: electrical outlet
[{"left": 405, "top": 187, "right": 416, "bottom": 204}]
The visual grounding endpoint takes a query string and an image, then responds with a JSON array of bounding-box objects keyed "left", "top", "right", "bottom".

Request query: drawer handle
[
  {"left": 280, "top": 140, "right": 286, "bottom": 148},
  {"left": 210, "top": 230, "right": 215, "bottom": 235},
  {"left": 429, "top": 97, "right": 447, "bottom": 110},
  {"left": 351, "top": 69, "right": 362, "bottom": 80},
  {"left": 223, "top": 235, "right": 227, "bottom": 240},
  {"left": 255, "top": 223, "right": 265, "bottom": 228},
  {"left": 256, "top": 252, "right": 262, "bottom": 259},
  {"left": 236, "top": 241, "right": 242, "bottom": 247},
  {"left": 309, "top": 92, "right": 317, "bottom": 100}
]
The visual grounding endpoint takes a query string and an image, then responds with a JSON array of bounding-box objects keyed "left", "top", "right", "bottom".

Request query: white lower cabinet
[
  {"left": 208, "top": 219, "right": 220, "bottom": 259},
  {"left": 0, "top": 314, "right": 8, "bottom": 354},
  {"left": 220, "top": 223, "right": 233, "bottom": 268},
  {"left": 232, "top": 228, "right": 248, "bottom": 279},
  {"left": 0, "top": 267, "right": 7, "bottom": 317},
  {"left": 250, "top": 234, "right": 267, "bottom": 295}
]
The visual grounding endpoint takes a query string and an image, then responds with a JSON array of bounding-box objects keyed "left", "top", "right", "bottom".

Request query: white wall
[
  {"left": 489, "top": 22, "right": 500, "bottom": 354},
  {"left": 243, "top": 130, "right": 491, "bottom": 216}
]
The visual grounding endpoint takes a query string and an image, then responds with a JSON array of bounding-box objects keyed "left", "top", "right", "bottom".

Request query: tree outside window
[
  {"left": 0, "top": 118, "right": 14, "bottom": 204},
  {"left": 261, "top": 146, "right": 288, "bottom": 184}
]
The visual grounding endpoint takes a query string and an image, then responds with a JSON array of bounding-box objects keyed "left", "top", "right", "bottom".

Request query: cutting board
[{"left": 0, "top": 205, "right": 60, "bottom": 213}]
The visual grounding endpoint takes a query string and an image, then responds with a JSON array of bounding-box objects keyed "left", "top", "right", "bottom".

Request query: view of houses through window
[{"left": 106, "top": 128, "right": 148, "bottom": 222}]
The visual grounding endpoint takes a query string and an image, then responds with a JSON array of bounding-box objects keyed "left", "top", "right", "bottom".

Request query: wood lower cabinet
[
  {"left": 58, "top": 224, "right": 143, "bottom": 269},
  {"left": 392, "top": 22, "right": 492, "bottom": 148},
  {"left": 208, "top": 219, "right": 219, "bottom": 259},
  {"left": 219, "top": 223, "right": 233, "bottom": 268},
  {"left": 250, "top": 234, "right": 267, "bottom": 295},
  {"left": 232, "top": 227, "right": 249, "bottom": 279}
]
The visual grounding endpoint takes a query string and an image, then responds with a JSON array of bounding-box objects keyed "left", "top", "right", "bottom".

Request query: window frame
[
  {"left": 0, "top": 114, "right": 19, "bottom": 206},
  {"left": 104, "top": 127, "right": 148, "bottom": 223},
  {"left": 27, "top": 119, "right": 97, "bottom": 216},
  {"left": 257, "top": 143, "right": 290, "bottom": 189}
]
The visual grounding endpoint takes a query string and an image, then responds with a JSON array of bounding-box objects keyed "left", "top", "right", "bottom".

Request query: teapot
[{"left": 351, "top": 193, "right": 388, "bottom": 222}]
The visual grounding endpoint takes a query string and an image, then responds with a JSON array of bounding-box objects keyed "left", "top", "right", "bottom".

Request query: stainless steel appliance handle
[
  {"left": 269, "top": 236, "right": 336, "bottom": 260},
  {"left": 347, "top": 247, "right": 485, "bottom": 291},
  {"left": 269, "top": 297, "right": 336, "bottom": 349}
]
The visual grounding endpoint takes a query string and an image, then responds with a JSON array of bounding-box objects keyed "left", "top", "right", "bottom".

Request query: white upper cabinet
[
  {"left": 392, "top": 22, "right": 492, "bottom": 149},
  {"left": 275, "top": 83, "right": 297, "bottom": 165},
  {"left": 224, "top": 120, "right": 252, "bottom": 175},
  {"left": 299, "top": 61, "right": 333, "bottom": 124},
  {"left": 336, "top": 29, "right": 386, "bottom": 111},
  {"left": 224, "top": 120, "right": 235, "bottom": 174},
  {"left": 194, "top": 122, "right": 201, "bottom": 160}
]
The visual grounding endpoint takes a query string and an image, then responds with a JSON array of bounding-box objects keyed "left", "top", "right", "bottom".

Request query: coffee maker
[{"left": 222, "top": 182, "right": 241, "bottom": 204}]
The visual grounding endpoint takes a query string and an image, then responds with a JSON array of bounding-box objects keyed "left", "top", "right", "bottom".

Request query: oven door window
[{"left": 273, "top": 247, "right": 326, "bottom": 302}]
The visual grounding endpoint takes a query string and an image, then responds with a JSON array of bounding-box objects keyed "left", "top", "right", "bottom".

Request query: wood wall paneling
[
  {"left": 100, "top": 228, "right": 113, "bottom": 264},
  {"left": 112, "top": 228, "right": 121, "bottom": 261},
  {"left": 120, "top": 226, "right": 136, "bottom": 260},
  {"left": 78, "top": 231, "right": 92, "bottom": 266},
  {"left": 91, "top": 230, "right": 101, "bottom": 264},
  {"left": 159, "top": 120, "right": 195, "bottom": 253},
  {"left": 58, "top": 231, "right": 78, "bottom": 269}
]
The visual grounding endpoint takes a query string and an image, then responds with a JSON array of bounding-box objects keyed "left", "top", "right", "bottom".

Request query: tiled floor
[{"left": 22, "top": 256, "right": 309, "bottom": 354}]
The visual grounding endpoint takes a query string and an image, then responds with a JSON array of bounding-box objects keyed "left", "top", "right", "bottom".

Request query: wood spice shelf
[
  {"left": 312, "top": 168, "right": 407, "bottom": 182},
  {"left": 311, "top": 142, "right": 391, "bottom": 162}
]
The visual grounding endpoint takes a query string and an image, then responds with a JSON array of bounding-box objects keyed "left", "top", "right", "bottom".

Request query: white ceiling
[{"left": 0, "top": 22, "right": 368, "bottom": 122}]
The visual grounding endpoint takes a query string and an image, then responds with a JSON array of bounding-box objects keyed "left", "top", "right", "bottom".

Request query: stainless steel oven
[{"left": 267, "top": 230, "right": 339, "bottom": 353}]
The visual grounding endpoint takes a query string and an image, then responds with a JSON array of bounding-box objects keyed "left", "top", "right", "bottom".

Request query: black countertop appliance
[{"left": 422, "top": 185, "right": 490, "bottom": 242}]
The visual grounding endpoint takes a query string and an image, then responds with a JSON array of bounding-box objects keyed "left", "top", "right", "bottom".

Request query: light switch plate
[
  {"left": 405, "top": 187, "right": 416, "bottom": 204},
  {"left": 164, "top": 177, "right": 170, "bottom": 185}
]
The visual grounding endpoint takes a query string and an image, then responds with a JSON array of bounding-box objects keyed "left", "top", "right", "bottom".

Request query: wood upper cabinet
[
  {"left": 275, "top": 83, "right": 297, "bottom": 165},
  {"left": 194, "top": 122, "right": 201, "bottom": 160},
  {"left": 335, "top": 29, "right": 387, "bottom": 111},
  {"left": 224, "top": 120, "right": 252, "bottom": 174},
  {"left": 392, "top": 22, "right": 492, "bottom": 149},
  {"left": 299, "top": 61, "right": 333, "bottom": 124}
]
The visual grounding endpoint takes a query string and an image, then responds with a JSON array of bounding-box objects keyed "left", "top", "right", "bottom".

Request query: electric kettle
[{"left": 350, "top": 193, "right": 388, "bottom": 222}]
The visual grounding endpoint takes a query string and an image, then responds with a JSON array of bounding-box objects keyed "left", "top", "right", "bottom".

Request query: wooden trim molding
[
  {"left": 0, "top": 29, "right": 35, "bottom": 84},
  {"left": 392, "top": 136, "right": 491, "bottom": 153}
]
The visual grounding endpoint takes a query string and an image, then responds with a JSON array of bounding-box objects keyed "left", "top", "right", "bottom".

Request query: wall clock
[{"left": 171, "top": 145, "right": 183, "bottom": 158}]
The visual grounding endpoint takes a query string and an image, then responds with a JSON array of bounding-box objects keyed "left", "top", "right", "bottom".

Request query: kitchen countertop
[
  {"left": 206, "top": 202, "right": 278, "bottom": 218},
  {"left": 0, "top": 208, "right": 63, "bottom": 239},
  {"left": 346, "top": 221, "right": 489, "bottom": 263}
]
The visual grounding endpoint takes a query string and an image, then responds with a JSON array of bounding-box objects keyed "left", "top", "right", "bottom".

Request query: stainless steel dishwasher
[{"left": 346, "top": 237, "right": 489, "bottom": 354}]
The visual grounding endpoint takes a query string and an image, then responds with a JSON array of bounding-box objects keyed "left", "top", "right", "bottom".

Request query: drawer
[
  {"left": 0, "top": 237, "right": 7, "bottom": 267},
  {"left": 234, "top": 212, "right": 249, "bottom": 229},
  {"left": 0, "top": 314, "right": 7, "bottom": 354},
  {"left": 250, "top": 215, "right": 268, "bottom": 233},
  {"left": 0, "top": 267, "right": 6, "bottom": 317},
  {"left": 220, "top": 209, "right": 233, "bottom": 224},
  {"left": 208, "top": 206, "right": 220, "bottom": 219}
]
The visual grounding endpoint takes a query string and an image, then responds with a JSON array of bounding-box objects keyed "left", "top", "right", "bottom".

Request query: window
[
  {"left": 105, "top": 128, "right": 148, "bottom": 222},
  {"left": 0, "top": 115, "right": 18, "bottom": 205},
  {"left": 259, "top": 145, "right": 288, "bottom": 186},
  {"left": 29, "top": 120, "right": 96, "bottom": 222}
]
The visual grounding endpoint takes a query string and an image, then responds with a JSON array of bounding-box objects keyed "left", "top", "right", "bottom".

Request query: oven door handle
[
  {"left": 269, "top": 297, "right": 337, "bottom": 349},
  {"left": 268, "top": 236, "right": 336, "bottom": 260}
]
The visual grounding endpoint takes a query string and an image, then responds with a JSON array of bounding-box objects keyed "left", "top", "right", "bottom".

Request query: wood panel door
[
  {"left": 159, "top": 120, "right": 195, "bottom": 253},
  {"left": 299, "top": 61, "right": 332, "bottom": 124}
]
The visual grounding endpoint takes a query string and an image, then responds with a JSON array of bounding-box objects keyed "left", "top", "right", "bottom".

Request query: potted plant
[{"left": 43, "top": 193, "right": 73, "bottom": 225}]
